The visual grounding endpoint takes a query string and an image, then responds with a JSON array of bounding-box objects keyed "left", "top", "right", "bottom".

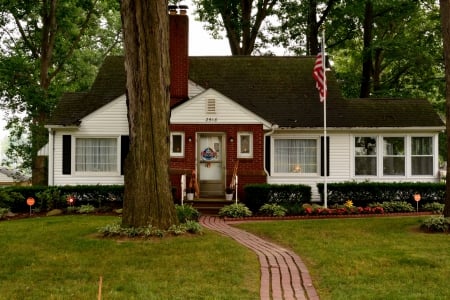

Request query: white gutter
[{"left": 263, "top": 124, "right": 278, "bottom": 177}]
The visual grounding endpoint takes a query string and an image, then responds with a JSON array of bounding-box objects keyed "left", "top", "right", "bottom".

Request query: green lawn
[
  {"left": 0, "top": 216, "right": 259, "bottom": 300},
  {"left": 2, "top": 215, "right": 449, "bottom": 300},
  {"left": 236, "top": 216, "right": 450, "bottom": 300}
]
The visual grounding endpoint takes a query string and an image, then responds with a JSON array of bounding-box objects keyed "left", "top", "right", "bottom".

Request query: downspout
[{"left": 263, "top": 124, "right": 278, "bottom": 177}]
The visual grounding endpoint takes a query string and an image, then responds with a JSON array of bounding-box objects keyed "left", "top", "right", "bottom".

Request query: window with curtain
[
  {"left": 75, "top": 138, "right": 117, "bottom": 172},
  {"left": 274, "top": 139, "right": 317, "bottom": 173},
  {"left": 355, "top": 137, "right": 377, "bottom": 175},
  {"left": 170, "top": 132, "right": 184, "bottom": 157},
  {"left": 237, "top": 132, "right": 253, "bottom": 158},
  {"left": 383, "top": 137, "right": 405, "bottom": 175},
  {"left": 411, "top": 137, "right": 433, "bottom": 175}
]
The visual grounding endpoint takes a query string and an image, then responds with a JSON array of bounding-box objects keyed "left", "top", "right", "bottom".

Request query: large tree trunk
[
  {"left": 120, "top": 0, "right": 178, "bottom": 229},
  {"left": 360, "top": 0, "right": 373, "bottom": 98},
  {"left": 440, "top": 0, "right": 450, "bottom": 218}
]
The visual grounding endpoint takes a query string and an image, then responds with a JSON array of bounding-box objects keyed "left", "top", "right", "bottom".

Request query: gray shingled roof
[{"left": 47, "top": 55, "right": 444, "bottom": 128}]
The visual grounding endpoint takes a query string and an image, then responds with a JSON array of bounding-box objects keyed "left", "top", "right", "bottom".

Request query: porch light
[{"left": 229, "top": 137, "right": 234, "bottom": 143}]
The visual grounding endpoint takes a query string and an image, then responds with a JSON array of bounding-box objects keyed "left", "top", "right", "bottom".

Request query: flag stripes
[{"left": 313, "top": 52, "right": 327, "bottom": 102}]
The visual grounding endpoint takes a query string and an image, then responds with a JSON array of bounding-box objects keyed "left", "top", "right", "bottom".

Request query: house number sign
[{"left": 205, "top": 117, "right": 218, "bottom": 122}]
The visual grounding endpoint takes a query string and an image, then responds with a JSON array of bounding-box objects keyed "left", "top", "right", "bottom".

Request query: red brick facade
[{"left": 169, "top": 123, "right": 267, "bottom": 201}]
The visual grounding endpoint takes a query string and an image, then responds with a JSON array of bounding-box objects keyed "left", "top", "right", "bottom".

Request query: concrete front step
[{"left": 184, "top": 198, "right": 234, "bottom": 215}]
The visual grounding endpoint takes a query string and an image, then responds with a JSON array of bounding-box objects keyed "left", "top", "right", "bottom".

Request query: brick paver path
[{"left": 200, "top": 216, "right": 319, "bottom": 300}]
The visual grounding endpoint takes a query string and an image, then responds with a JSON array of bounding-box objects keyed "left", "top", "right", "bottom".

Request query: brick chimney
[{"left": 169, "top": 5, "right": 189, "bottom": 107}]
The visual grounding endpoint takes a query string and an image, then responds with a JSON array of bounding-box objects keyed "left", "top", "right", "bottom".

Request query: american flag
[{"left": 313, "top": 51, "right": 327, "bottom": 102}]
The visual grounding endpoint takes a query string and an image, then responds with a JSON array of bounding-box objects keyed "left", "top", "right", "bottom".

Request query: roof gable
[{"left": 171, "top": 88, "right": 272, "bottom": 129}]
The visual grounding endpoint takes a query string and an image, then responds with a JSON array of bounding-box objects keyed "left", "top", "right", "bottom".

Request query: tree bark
[
  {"left": 440, "top": 0, "right": 450, "bottom": 217},
  {"left": 360, "top": 0, "right": 373, "bottom": 98},
  {"left": 120, "top": 0, "right": 178, "bottom": 228}
]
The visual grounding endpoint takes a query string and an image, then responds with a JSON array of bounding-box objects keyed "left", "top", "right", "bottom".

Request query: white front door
[{"left": 198, "top": 133, "right": 225, "bottom": 197}]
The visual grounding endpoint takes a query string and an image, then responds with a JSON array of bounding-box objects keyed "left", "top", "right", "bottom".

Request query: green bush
[
  {"left": 370, "top": 201, "right": 414, "bottom": 213},
  {"left": 219, "top": 203, "right": 252, "bottom": 218},
  {"left": 318, "top": 182, "right": 445, "bottom": 207},
  {"left": 0, "top": 185, "right": 124, "bottom": 213},
  {"left": 244, "top": 184, "right": 311, "bottom": 212},
  {"left": 258, "top": 203, "right": 287, "bottom": 217},
  {"left": 36, "top": 187, "right": 65, "bottom": 210},
  {"left": 422, "top": 202, "right": 445, "bottom": 214},
  {"left": 77, "top": 204, "right": 96, "bottom": 214},
  {"left": 175, "top": 204, "right": 200, "bottom": 223},
  {"left": 420, "top": 216, "right": 450, "bottom": 233},
  {"left": 0, "top": 207, "right": 9, "bottom": 219}
]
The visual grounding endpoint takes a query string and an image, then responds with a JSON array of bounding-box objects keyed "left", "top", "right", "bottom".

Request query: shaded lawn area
[
  {"left": 235, "top": 216, "right": 450, "bottom": 300},
  {"left": 0, "top": 216, "right": 259, "bottom": 300}
]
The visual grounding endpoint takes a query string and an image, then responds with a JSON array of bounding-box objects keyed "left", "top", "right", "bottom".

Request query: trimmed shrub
[
  {"left": 244, "top": 184, "right": 311, "bottom": 212},
  {"left": 0, "top": 185, "right": 124, "bottom": 213},
  {"left": 318, "top": 182, "right": 445, "bottom": 207}
]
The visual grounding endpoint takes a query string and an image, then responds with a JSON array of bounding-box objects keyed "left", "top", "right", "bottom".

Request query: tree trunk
[
  {"left": 360, "top": 0, "right": 373, "bottom": 98},
  {"left": 307, "top": 0, "right": 319, "bottom": 55},
  {"left": 440, "top": 0, "right": 450, "bottom": 218},
  {"left": 120, "top": 0, "right": 178, "bottom": 229}
]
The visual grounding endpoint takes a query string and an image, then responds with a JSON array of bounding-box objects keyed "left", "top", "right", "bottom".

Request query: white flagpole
[{"left": 322, "top": 29, "right": 328, "bottom": 208}]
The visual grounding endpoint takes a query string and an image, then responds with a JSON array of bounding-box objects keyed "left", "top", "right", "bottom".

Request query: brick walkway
[{"left": 200, "top": 216, "right": 319, "bottom": 300}]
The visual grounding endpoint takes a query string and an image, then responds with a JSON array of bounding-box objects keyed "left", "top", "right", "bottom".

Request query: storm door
[{"left": 197, "top": 133, "right": 225, "bottom": 197}]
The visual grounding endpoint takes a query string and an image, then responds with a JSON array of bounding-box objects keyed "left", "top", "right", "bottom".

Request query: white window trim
[
  {"left": 73, "top": 136, "right": 120, "bottom": 176},
  {"left": 352, "top": 134, "right": 437, "bottom": 179},
  {"left": 237, "top": 132, "right": 253, "bottom": 158},
  {"left": 170, "top": 132, "right": 185, "bottom": 157}
]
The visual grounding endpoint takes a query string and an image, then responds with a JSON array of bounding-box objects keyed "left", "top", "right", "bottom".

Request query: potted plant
[
  {"left": 186, "top": 187, "right": 195, "bottom": 201},
  {"left": 225, "top": 186, "right": 234, "bottom": 201}
]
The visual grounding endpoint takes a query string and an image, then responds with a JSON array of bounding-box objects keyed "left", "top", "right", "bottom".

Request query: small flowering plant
[{"left": 301, "top": 202, "right": 385, "bottom": 217}]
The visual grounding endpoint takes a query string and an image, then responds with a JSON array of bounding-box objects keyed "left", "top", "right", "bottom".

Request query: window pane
[
  {"left": 75, "top": 138, "right": 117, "bottom": 172},
  {"left": 412, "top": 157, "right": 433, "bottom": 175},
  {"left": 240, "top": 135, "right": 250, "bottom": 153},
  {"left": 172, "top": 135, "right": 182, "bottom": 153},
  {"left": 412, "top": 137, "right": 433, "bottom": 175},
  {"left": 355, "top": 157, "right": 377, "bottom": 175},
  {"left": 274, "top": 139, "right": 317, "bottom": 173},
  {"left": 383, "top": 137, "right": 404, "bottom": 155},
  {"left": 412, "top": 137, "right": 432, "bottom": 155},
  {"left": 383, "top": 137, "right": 404, "bottom": 175},
  {"left": 383, "top": 157, "right": 405, "bottom": 175},
  {"left": 354, "top": 137, "right": 377, "bottom": 176}
]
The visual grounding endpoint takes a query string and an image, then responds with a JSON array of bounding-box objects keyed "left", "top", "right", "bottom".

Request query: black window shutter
[
  {"left": 121, "top": 135, "right": 130, "bottom": 175},
  {"left": 320, "top": 136, "right": 330, "bottom": 176},
  {"left": 62, "top": 135, "right": 71, "bottom": 174},
  {"left": 265, "top": 136, "right": 271, "bottom": 175}
]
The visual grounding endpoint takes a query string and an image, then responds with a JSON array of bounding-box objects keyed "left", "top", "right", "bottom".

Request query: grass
[
  {"left": 0, "top": 215, "right": 259, "bottom": 300},
  {"left": 235, "top": 216, "right": 450, "bottom": 300}
]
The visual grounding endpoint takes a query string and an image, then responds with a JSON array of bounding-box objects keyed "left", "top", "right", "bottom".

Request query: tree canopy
[{"left": 0, "top": 0, "right": 122, "bottom": 178}]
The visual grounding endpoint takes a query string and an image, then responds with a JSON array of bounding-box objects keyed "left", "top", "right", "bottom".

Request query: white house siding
[
  {"left": 267, "top": 130, "right": 441, "bottom": 202},
  {"left": 171, "top": 89, "right": 272, "bottom": 128},
  {"left": 50, "top": 96, "right": 128, "bottom": 186}
]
